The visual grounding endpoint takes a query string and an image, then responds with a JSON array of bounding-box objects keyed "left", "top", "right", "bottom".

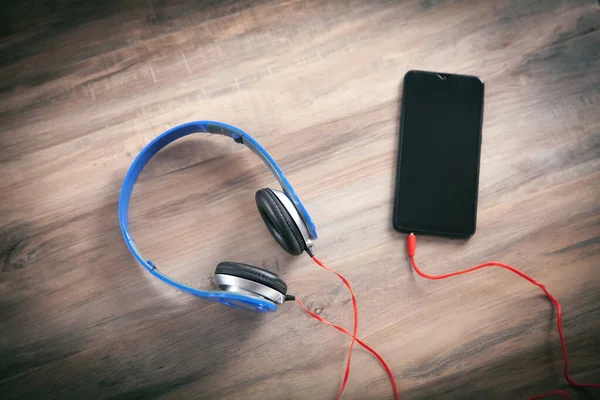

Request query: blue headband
[{"left": 118, "top": 121, "right": 317, "bottom": 312}]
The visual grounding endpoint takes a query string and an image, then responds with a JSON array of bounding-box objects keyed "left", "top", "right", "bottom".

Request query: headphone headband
[{"left": 118, "top": 121, "right": 317, "bottom": 312}]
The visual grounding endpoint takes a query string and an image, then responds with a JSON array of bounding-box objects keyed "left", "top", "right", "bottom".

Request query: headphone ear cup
[
  {"left": 215, "top": 262, "right": 287, "bottom": 295},
  {"left": 255, "top": 188, "right": 305, "bottom": 256}
]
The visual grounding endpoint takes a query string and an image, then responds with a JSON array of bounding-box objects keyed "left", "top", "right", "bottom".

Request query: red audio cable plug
[{"left": 407, "top": 233, "right": 416, "bottom": 257}]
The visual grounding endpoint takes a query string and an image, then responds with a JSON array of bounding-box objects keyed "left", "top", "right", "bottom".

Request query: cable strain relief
[{"left": 285, "top": 294, "right": 296, "bottom": 302}]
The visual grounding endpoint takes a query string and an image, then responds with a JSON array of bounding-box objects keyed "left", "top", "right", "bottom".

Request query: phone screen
[{"left": 393, "top": 70, "right": 484, "bottom": 238}]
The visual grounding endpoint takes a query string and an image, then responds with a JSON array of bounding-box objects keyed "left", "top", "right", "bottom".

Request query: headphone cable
[
  {"left": 296, "top": 254, "right": 400, "bottom": 400},
  {"left": 408, "top": 233, "right": 600, "bottom": 399}
]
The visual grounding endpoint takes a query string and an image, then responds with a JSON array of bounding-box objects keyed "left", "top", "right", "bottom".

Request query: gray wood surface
[{"left": 1, "top": 0, "right": 599, "bottom": 399}]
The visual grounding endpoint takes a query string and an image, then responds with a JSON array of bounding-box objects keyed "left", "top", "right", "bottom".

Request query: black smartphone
[{"left": 393, "top": 70, "right": 484, "bottom": 238}]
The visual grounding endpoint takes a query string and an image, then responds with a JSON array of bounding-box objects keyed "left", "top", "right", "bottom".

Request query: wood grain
[{"left": 1, "top": 0, "right": 599, "bottom": 399}]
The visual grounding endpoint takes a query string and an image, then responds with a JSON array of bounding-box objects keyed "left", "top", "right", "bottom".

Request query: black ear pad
[
  {"left": 255, "top": 188, "right": 305, "bottom": 256},
  {"left": 215, "top": 262, "right": 287, "bottom": 294}
]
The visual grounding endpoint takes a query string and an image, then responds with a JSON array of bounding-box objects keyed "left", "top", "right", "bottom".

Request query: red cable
[
  {"left": 526, "top": 390, "right": 570, "bottom": 400},
  {"left": 407, "top": 233, "right": 600, "bottom": 399},
  {"left": 304, "top": 256, "right": 400, "bottom": 400},
  {"left": 311, "top": 256, "right": 359, "bottom": 399},
  {"left": 296, "top": 297, "right": 400, "bottom": 400}
]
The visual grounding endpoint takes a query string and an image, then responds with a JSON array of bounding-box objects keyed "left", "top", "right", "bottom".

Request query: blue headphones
[{"left": 119, "top": 121, "right": 318, "bottom": 313}]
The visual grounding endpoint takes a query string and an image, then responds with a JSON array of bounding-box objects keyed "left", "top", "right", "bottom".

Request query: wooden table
[{"left": 1, "top": 1, "right": 599, "bottom": 399}]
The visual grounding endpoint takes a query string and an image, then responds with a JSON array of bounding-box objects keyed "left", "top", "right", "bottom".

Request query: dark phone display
[{"left": 394, "top": 71, "right": 484, "bottom": 237}]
